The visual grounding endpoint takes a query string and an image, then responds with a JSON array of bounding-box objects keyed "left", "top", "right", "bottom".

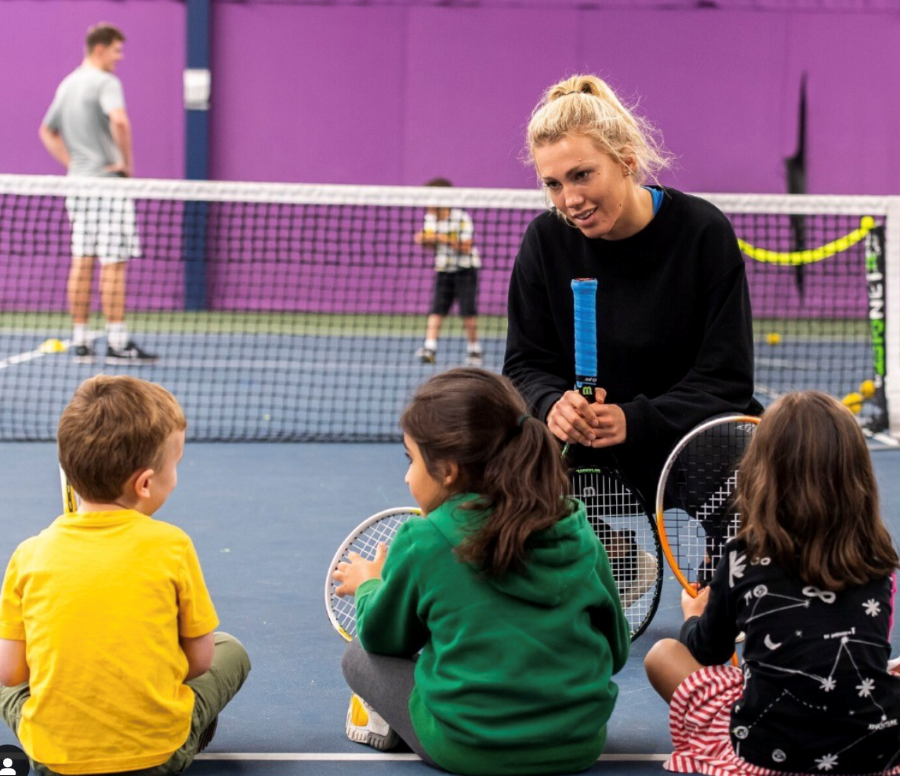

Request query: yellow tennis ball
[
  {"left": 861, "top": 216, "right": 876, "bottom": 230},
  {"left": 39, "top": 338, "right": 65, "bottom": 354},
  {"left": 766, "top": 332, "right": 781, "bottom": 346},
  {"left": 842, "top": 392, "right": 864, "bottom": 415},
  {"left": 860, "top": 379, "right": 876, "bottom": 399}
]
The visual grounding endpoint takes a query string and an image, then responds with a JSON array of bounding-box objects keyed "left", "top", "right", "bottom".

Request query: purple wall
[{"left": 1, "top": 0, "right": 898, "bottom": 194}]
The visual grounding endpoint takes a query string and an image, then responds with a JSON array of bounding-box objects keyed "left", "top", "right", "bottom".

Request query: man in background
[{"left": 39, "top": 23, "right": 158, "bottom": 364}]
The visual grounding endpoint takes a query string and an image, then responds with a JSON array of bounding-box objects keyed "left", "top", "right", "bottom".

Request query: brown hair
[
  {"left": 526, "top": 74, "right": 671, "bottom": 185},
  {"left": 736, "top": 390, "right": 898, "bottom": 591},
  {"left": 424, "top": 178, "right": 452, "bottom": 188},
  {"left": 85, "top": 23, "right": 125, "bottom": 52},
  {"left": 400, "top": 368, "right": 572, "bottom": 576},
  {"left": 58, "top": 375, "right": 186, "bottom": 503}
]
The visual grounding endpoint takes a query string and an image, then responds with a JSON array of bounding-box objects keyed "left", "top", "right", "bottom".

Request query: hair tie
[{"left": 504, "top": 414, "right": 532, "bottom": 444}]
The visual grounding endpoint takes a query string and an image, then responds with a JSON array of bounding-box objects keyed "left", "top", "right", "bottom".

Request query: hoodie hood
[{"left": 427, "top": 494, "right": 601, "bottom": 607}]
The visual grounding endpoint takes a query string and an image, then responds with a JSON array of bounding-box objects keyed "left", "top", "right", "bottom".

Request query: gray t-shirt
[{"left": 42, "top": 65, "right": 126, "bottom": 177}]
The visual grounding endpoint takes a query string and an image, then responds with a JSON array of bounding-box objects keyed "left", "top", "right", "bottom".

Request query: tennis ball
[
  {"left": 39, "top": 338, "right": 66, "bottom": 354},
  {"left": 262, "top": 413, "right": 272, "bottom": 421},
  {"left": 766, "top": 332, "right": 781, "bottom": 346},
  {"left": 860, "top": 379, "right": 876, "bottom": 399},
  {"left": 861, "top": 216, "right": 876, "bottom": 230},
  {"left": 841, "top": 392, "right": 864, "bottom": 415}
]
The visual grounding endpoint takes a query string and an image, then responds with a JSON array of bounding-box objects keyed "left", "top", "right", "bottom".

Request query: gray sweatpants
[
  {"left": 0, "top": 632, "right": 251, "bottom": 776},
  {"left": 342, "top": 640, "right": 441, "bottom": 769}
]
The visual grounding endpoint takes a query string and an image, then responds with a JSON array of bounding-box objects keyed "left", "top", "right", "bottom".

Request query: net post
[
  {"left": 183, "top": 0, "right": 210, "bottom": 311},
  {"left": 885, "top": 197, "right": 900, "bottom": 438}
]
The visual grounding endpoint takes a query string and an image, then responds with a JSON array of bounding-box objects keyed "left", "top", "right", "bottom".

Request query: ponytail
[
  {"left": 526, "top": 74, "right": 671, "bottom": 185},
  {"left": 400, "top": 368, "right": 572, "bottom": 577}
]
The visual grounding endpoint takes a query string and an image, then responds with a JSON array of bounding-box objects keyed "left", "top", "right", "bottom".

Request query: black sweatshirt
[
  {"left": 682, "top": 539, "right": 900, "bottom": 774},
  {"left": 503, "top": 188, "right": 762, "bottom": 502}
]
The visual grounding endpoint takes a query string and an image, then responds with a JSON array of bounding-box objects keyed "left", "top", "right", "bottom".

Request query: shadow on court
[{"left": 2, "top": 442, "right": 900, "bottom": 775}]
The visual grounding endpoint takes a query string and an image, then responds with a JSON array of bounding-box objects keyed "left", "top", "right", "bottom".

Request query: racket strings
[
  {"left": 571, "top": 469, "right": 661, "bottom": 639},
  {"left": 328, "top": 511, "right": 419, "bottom": 640},
  {"left": 661, "top": 420, "right": 757, "bottom": 587}
]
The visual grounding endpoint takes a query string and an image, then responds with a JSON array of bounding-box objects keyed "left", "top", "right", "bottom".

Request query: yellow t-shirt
[{"left": 0, "top": 509, "right": 219, "bottom": 774}]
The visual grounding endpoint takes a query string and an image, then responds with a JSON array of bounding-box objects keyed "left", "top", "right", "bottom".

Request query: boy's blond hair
[{"left": 58, "top": 375, "right": 187, "bottom": 503}]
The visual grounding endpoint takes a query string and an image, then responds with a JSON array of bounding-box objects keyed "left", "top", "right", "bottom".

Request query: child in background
[
  {"left": 644, "top": 390, "right": 900, "bottom": 775},
  {"left": 333, "top": 367, "right": 630, "bottom": 775},
  {"left": 413, "top": 178, "right": 483, "bottom": 367},
  {"left": 0, "top": 375, "right": 250, "bottom": 775}
]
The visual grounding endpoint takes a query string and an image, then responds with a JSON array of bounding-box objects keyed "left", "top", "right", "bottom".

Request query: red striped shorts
[{"left": 664, "top": 665, "right": 900, "bottom": 776}]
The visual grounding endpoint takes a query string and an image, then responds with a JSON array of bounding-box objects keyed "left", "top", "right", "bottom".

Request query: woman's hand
[
  {"left": 548, "top": 389, "right": 605, "bottom": 445},
  {"left": 681, "top": 585, "right": 710, "bottom": 620},
  {"left": 333, "top": 543, "right": 387, "bottom": 597},
  {"left": 548, "top": 389, "right": 626, "bottom": 447}
]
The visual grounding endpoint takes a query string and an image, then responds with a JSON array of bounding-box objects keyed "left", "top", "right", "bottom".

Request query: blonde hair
[
  {"left": 59, "top": 375, "right": 186, "bottom": 503},
  {"left": 526, "top": 74, "right": 671, "bottom": 185}
]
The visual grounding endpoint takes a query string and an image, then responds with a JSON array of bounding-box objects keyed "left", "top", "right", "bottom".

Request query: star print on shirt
[{"left": 863, "top": 599, "right": 882, "bottom": 617}]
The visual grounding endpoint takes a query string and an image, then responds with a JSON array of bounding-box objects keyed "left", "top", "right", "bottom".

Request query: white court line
[
  {"left": 195, "top": 753, "right": 668, "bottom": 762},
  {"left": 0, "top": 339, "right": 72, "bottom": 371}
]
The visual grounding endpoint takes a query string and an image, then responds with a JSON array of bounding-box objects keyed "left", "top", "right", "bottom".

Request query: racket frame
[
  {"left": 655, "top": 414, "right": 760, "bottom": 597},
  {"left": 324, "top": 506, "right": 422, "bottom": 642},
  {"left": 60, "top": 465, "right": 79, "bottom": 515}
]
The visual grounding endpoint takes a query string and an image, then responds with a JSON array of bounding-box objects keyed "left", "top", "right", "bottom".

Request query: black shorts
[{"left": 430, "top": 269, "right": 478, "bottom": 317}]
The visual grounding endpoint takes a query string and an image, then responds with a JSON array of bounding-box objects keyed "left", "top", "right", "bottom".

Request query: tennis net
[{"left": 0, "top": 175, "right": 897, "bottom": 442}]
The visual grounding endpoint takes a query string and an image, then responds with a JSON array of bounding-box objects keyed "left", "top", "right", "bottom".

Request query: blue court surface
[{"left": 1, "top": 442, "right": 899, "bottom": 775}]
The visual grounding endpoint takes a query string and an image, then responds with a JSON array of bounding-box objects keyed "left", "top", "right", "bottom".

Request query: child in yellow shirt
[{"left": 0, "top": 375, "right": 250, "bottom": 775}]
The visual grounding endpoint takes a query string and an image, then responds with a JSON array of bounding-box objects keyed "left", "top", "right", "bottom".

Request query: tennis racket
[
  {"left": 325, "top": 507, "right": 422, "bottom": 641},
  {"left": 563, "top": 278, "right": 662, "bottom": 637},
  {"left": 570, "top": 467, "right": 662, "bottom": 640},
  {"left": 60, "top": 465, "right": 78, "bottom": 515},
  {"left": 561, "top": 278, "right": 599, "bottom": 459},
  {"left": 656, "top": 415, "right": 760, "bottom": 594}
]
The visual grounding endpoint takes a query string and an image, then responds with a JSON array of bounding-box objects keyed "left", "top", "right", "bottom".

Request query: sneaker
[
  {"left": 105, "top": 340, "right": 159, "bottom": 365},
  {"left": 465, "top": 350, "right": 484, "bottom": 367},
  {"left": 345, "top": 694, "right": 398, "bottom": 751},
  {"left": 197, "top": 716, "right": 218, "bottom": 753},
  {"left": 415, "top": 347, "right": 436, "bottom": 364},
  {"left": 620, "top": 549, "right": 659, "bottom": 609},
  {"left": 72, "top": 343, "right": 96, "bottom": 364}
]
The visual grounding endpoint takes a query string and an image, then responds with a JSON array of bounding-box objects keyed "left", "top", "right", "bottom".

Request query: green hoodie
[{"left": 355, "top": 494, "right": 630, "bottom": 775}]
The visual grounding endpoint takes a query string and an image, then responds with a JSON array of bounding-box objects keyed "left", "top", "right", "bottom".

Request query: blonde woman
[{"left": 503, "top": 74, "right": 762, "bottom": 540}]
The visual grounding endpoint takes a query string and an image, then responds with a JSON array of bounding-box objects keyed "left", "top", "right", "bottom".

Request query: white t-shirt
[
  {"left": 42, "top": 65, "right": 126, "bottom": 177},
  {"left": 423, "top": 209, "right": 481, "bottom": 272}
]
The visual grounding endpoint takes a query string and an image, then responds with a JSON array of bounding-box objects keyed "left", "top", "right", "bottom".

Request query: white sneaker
[
  {"left": 620, "top": 550, "right": 658, "bottom": 609},
  {"left": 414, "top": 347, "right": 436, "bottom": 364},
  {"left": 345, "top": 694, "right": 398, "bottom": 751}
]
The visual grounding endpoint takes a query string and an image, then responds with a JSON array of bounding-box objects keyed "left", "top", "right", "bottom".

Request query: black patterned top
[{"left": 681, "top": 538, "right": 900, "bottom": 774}]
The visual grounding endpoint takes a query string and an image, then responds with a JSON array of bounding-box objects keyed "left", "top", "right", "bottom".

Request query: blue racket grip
[{"left": 572, "top": 278, "right": 598, "bottom": 403}]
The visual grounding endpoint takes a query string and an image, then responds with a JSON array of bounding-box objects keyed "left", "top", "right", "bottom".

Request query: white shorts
[{"left": 65, "top": 196, "right": 141, "bottom": 265}]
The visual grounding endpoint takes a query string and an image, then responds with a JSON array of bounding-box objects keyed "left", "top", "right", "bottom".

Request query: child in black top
[{"left": 644, "top": 391, "right": 900, "bottom": 775}]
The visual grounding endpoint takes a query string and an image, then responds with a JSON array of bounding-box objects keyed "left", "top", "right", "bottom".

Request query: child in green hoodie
[{"left": 333, "top": 367, "right": 630, "bottom": 775}]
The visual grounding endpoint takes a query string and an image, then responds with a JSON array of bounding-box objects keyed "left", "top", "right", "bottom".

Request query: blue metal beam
[{"left": 184, "top": 0, "right": 211, "bottom": 311}]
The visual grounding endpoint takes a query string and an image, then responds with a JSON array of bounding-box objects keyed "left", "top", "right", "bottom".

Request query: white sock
[
  {"left": 72, "top": 324, "right": 89, "bottom": 346},
  {"left": 468, "top": 341, "right": 482, "bottom": 353},
  {"left": 424, "top": 338, "right": 437, "bottom": 351},
  {"left": 107, "top": 322, "right": 128, "bottom": 350}
]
